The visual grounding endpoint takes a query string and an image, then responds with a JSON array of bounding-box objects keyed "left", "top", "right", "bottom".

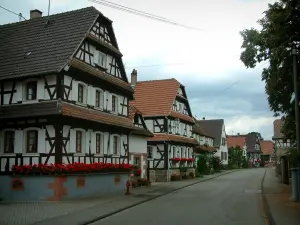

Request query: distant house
[
  {"left": 128, "top": 105, "right": 153, "bottom": 178},
  {"left": 226, "top": 134, "right": 247, "bottom": 157},
  {"left": 260, "top": 140, "right": 275, "bottom": 163},
  {"left": 244, "top": 133, "right": 262, "bottom": 163},
  {"left": 130, "top": 70, "right": 197, "bottom": 182},
  {"left": 192, "top": 122, "right": 217, "bottom": 157},
  {"left": 273, "top": 118, "right": 294, "bottom": 184},
  {"left": 195, "top": 119, "right": 228, "bottom": 165}
]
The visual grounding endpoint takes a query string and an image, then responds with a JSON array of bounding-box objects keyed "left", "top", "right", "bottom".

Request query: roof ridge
[
  {"left": 136, "top": 78, "right": 177, "bottom": 83},
  {"left": 0, "top": 6, "right": 99, "bottom": 27}
]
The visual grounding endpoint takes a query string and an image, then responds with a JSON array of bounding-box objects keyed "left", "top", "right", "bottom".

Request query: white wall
[
  {"left": 0, "top": 126, "right": 129, "bottom": 171},
  {"left": 67, "top": 75, "right": 128, "bottom": 117},
  {"left": 0, "top": 75, "right": 56, "bottom": 105},
  {"left": 145, "top": 119, "right": 153, "bottom": 132},
  {"left": 129, "top": 134, "right": 148, "bottom": 178},
  {"left": 216, "top": 123, "right": 228, "bottom": 165},
  {"left": 129, "top": 135, "right": 147, "bottom": 154}
]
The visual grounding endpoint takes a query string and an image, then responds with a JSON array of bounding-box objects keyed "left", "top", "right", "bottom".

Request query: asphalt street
[{"left": 90, "top": 168, "right": 266, "bottom": 225}]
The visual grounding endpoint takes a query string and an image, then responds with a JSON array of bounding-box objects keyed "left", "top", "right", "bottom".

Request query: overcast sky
[{"left": 0, "top": 0, "right": 279, "bottom": 140}]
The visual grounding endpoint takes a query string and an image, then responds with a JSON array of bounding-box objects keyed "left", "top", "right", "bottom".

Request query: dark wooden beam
[
  {"left": 54, "top": 121, "right": 63, "bottom": 164},
  {"left": 0, "top": 82, "right": 4, "bottom": 105}
]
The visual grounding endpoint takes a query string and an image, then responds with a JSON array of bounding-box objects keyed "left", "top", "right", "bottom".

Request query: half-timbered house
[
  {"left": 226, "top": 134, "right": 247, "bottom": 158},
  {"left": 0, "top": 7, "right": 149, "bottom": 172},
  {"left": 192, "top": 122, "right": 216, "bottom": 158},
  {"left": 129, "top": 104, "right": 153, "bottom": 178},
  {"left": 130, "top": 71, "right": 197, "bottom": 182},
  {"left": 195, "top": 119, "right": 229, "bottom": 165},
  {"left": 273, "top": 118, "right": 295, "bottom": 184}
]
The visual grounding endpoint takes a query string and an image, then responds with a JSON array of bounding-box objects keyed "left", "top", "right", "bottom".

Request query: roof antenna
[{"left": 46, "top": 0, "right": 51, "bottom": 25}]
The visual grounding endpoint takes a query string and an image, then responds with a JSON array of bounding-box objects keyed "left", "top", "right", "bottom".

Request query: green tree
[
  {"left": 240, "top": 0, "right": 300, "bottom": 139},
  {"left": 228, "top": 146, "right": 244, "bottom": 168}
]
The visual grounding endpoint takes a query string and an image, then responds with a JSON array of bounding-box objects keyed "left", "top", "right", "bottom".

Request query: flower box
[{"left": 11, "top": 162, "right": 133, "bottom": 176}]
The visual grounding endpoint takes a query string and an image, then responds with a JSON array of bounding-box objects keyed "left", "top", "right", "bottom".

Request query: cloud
[{"left": 0, "top": 0, "right": 277, "bottom": 140}]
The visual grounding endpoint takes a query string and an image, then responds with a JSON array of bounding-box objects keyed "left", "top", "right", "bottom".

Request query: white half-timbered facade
[
  {"left": 128, "top": 104, "right": 153, "bottom": 178},
  {"left": 130, "top": 73, "right": 197, "bottom": 182},
  {"left": 192, "top": 122, "right": 216, "bottom": 158},
  {"left": 0, "top": 7, "right": 149, "bottom": 172}
]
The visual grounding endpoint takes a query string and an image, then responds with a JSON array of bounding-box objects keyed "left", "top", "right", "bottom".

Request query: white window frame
[
  {"left": 95, "top": 88, "right": 104, "bottom": 110},
  {"left": 111, "top": 94, "right": 118, "bottom": 114},
  {"left": 0, "top": 129, "right": 16, "bottom": 155},
  {"left": 22, "top": 79, "right": 39, "bottom": 103},
  {"left": 94, "top": 50, "right": 107, "bottom": 68},
  {"left": 94, "top": 132, "right": 104, "bottom": 156},
  {"left": 74, "top": 128, "right": 86, "bottom": 156},
  {"left": 112, "top": 134, "right": 121, "bottom": 155},
  {"left": 23, "top": 127, "right": 40, "bottom": 156},
  {"left": 76, "top": 82, "right": 88, "bottom": 106}
]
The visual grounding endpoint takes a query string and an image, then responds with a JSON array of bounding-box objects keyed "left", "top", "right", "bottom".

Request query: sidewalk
[
  {"left": 0, "top": 170, "right": 235, "bottom": 225},
  {"left": 263, "top": 167, "right": 300, "bottom": 225}
]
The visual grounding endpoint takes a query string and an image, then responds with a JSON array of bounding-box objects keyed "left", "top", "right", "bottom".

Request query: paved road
[{"left": 91, "top": 169, "right": 266, "bottom": 225}]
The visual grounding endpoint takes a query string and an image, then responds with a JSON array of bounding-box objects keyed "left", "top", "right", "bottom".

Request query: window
[
  {"left": 4, "top": 131, "right": 14, "bottom": 153},
  {"left": 78, "top": 84, "right": 84, "bottom": 103},
  {"left": 94, "top": 51, "right": 107, "bottom": 68},
  {"left": 76, "top": 131, "right": 83, "bottom": 153},
  {"left": 181, "top": 147, "right": 184, "bottom": 157},
  {"left": 225, "top": 152, "right": 228, "bottom": 160},
  {"left": 26, "top": 130, "right": 38, "bottom": 153},
  {"left": 95, "top": 90, "right": 104, "bottom": 108},
  {"left": 175, "top": 119, "right": 180, "bottom": 134},
  {"left": 26, "top": 81, "right": 37, "bottom": 100},
  {"left": 112, "top": 95, "right": 117, "bottom": 113},
  {"left": 113, "top": 136, "right": 119, "bottom": 155},
  {"left": 96, "top": 133, "right": 102, "bottom": 154},
  {"left": 147, "top": 146, "right": 153, "bottom": 158},
  {"left": 187, "top": 147, "right": 190, "bottom": 158},
  {"left": 221, "top": 137, "right": 226, "bottom": 146}
]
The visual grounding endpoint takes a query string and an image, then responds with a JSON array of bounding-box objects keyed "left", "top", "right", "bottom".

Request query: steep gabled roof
[
  {"left": 260, "top": 140, "right": 274, "bottom": 155},
  {"left": 245, "top": 133, "right": 259, "bottom": 153},
  {"left": 195, "top": 119, "right": 224, "bottom": 146},
  {"left": 192, "top": 123, "right": 214, "bottom": 139},
  {"left": 0, "top": 7, "right": 101, "bottom": 80},
  {"left": 227, "top": 135, "right": 246, "bottom": 149},
  {"left": 131, "top": 78, "right": 194, "bottom": 123}
]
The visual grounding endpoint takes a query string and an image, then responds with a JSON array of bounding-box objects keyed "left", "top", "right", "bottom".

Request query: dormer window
[
  {"left": 26, "top": 81, "right": 37, "bottom": 100},
  {"left": 78, "top": 84, "right": 84, "bottom": 103}
]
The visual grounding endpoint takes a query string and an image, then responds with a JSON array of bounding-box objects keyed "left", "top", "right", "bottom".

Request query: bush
[
  {"left": 195, "top": 171, "right": 202, "bottom": 177},
  {"left": 171, "top": 174, "right": 181, "bottom": 181}
]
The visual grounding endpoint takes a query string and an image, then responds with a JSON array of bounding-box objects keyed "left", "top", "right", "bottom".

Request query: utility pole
[{"left": 292, "top": 46, "right": 300, "bottom": 153}]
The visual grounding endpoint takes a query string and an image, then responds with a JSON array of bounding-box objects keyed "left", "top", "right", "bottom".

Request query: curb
[
  {"left": 82, "top": 170, "right": 237, "bottom": 225},
  {"left": 261, "top": 169, "right": 276, "bottom": 225}
]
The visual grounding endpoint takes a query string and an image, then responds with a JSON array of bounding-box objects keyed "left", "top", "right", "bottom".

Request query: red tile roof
[
  {"left": 148, "top": 133, "right": 198, "bottom": 145},
  {"left": 260, "top": 140, "right": 274, "bottom": 155},
  {"left": 227, "top": 135, "right": 246, "bottom": 149},
  {"left": 130, "top": 79, "right": 194, "bottom": 123}
]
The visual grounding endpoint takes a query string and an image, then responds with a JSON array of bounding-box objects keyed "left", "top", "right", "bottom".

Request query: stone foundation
[{"left": 149, "top": 168, "right": 196, "bottom": 182}]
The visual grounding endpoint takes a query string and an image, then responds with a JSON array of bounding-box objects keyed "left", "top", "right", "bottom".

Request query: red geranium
[{"left": 12, "top": 162, "right": 133, "bottom": 175}]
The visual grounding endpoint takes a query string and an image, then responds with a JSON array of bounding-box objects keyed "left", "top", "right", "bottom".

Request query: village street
[{"left": 91, "top": 169, "right": 266, "bottom": 225}]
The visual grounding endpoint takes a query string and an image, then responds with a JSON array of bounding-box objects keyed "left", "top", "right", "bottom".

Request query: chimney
[
  {"left": 30, "top": 9, "right": 43, "bottom": 19},
  {"left": 202, "top": 117, "right": 205, "bottom": 120},
  {"left": 131, "top": 69, "right": 137, "bottom": 88}
]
